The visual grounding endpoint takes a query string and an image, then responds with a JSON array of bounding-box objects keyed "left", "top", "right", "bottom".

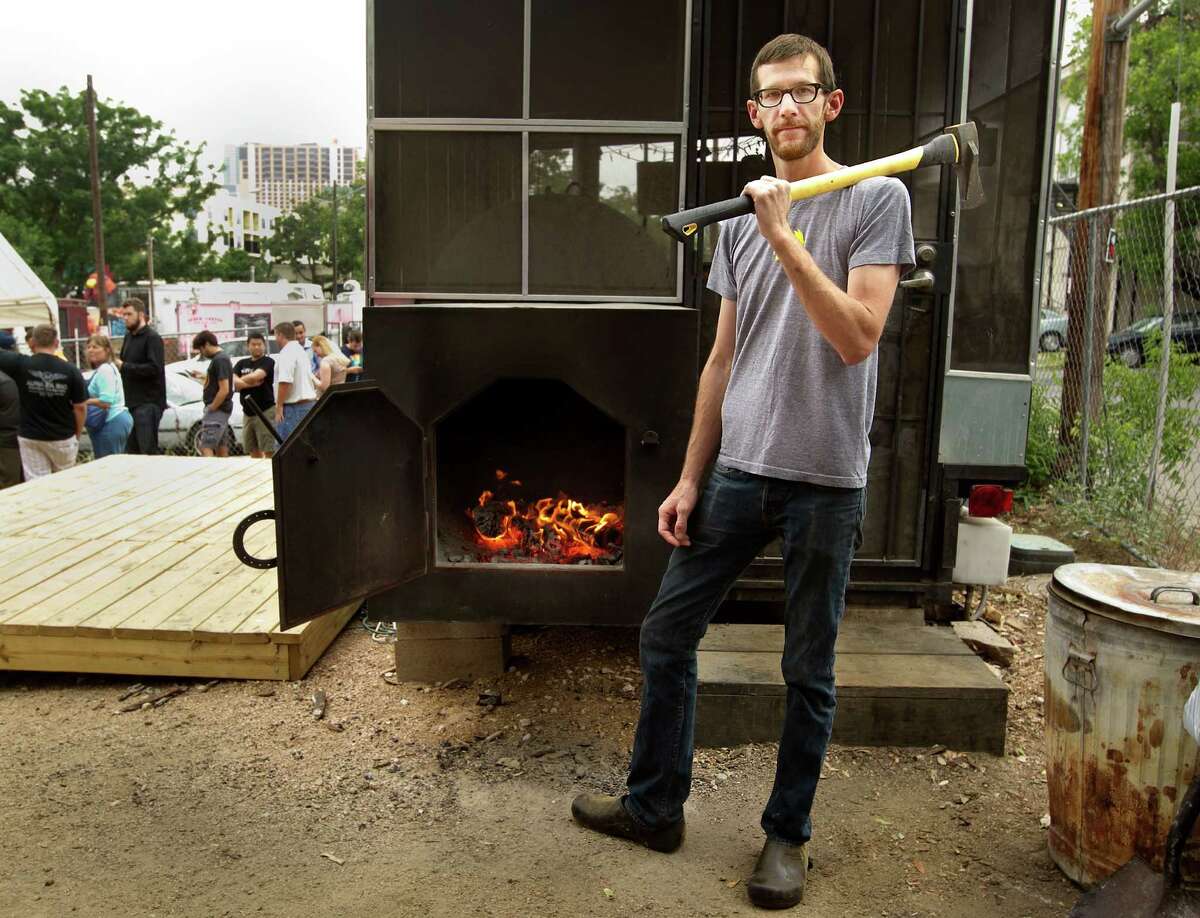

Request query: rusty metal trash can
[{"left": 1046, "top": 563, "right": 1200, "bottom": 887}]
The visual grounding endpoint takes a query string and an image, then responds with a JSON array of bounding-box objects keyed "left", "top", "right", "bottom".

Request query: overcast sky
[{"left": 0, "top": 0, "right": 367, "bottom": 178}]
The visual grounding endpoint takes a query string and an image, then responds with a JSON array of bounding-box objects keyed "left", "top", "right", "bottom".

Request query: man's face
[
  {"left": 123, "top": 305, "right": 143, "bottom": 330},
  {"left": 747, "top": 55, "right": 843, "bottom": 162},
  {"left": 294, "top": 323, "right": 306, "bottom": 343},
  {"left": 248, "top": 337, "right": 266, "bottom": 359},
  {"left": 275, "top": 332, "right": 287, "bottom": 350},
  {"left": 347, "top": 338, "right": 361, "bottom": 354}
]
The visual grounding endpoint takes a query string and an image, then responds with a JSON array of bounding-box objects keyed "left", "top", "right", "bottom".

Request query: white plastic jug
[{"left": 952, "top": 507, "right": 1011, "bottom": 585}]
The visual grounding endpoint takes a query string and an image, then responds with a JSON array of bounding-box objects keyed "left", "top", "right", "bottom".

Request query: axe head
[{"left": 945, "top": 122, "right": 985, "bottom": 210}]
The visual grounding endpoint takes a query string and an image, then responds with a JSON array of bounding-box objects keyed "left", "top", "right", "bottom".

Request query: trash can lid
[{"left": 1051, "top": 563, "right": 1200, "bottom": 639}]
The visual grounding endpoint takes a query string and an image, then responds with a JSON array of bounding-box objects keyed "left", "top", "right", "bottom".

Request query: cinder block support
[{"left": 393, "top": 621, "right": 510, "bottom": 683}]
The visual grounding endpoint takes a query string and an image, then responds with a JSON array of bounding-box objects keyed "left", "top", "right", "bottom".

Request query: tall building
[
  {"left": 223, "top": 141, "right": 362, "bottom": 212},
  {"left": 173, "top": 191, "right": 280, "bottom": 259}
]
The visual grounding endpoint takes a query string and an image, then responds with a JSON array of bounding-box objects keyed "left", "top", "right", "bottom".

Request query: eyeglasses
[{"left": 752, "top": 83, "right": 831, "bottom": 107}]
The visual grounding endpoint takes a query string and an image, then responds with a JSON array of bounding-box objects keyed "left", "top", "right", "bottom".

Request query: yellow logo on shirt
[{"left": 774, "top": 228, "right": 806, "bottom": 261}]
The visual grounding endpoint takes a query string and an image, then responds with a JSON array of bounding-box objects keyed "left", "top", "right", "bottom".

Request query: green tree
[
  {"left": 0, "top": 86, "right": 220, "bottom": 295},
  {"left": 1058, "top": 7, "right": 1199, "bottom": 195},
  {"left": 269, "top": 177, "right": 365, "bottom": 294}
]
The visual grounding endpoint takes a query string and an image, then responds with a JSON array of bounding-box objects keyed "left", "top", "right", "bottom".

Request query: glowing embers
[{"left": 469, "top": 470, "right": 623, "bottom": 565}]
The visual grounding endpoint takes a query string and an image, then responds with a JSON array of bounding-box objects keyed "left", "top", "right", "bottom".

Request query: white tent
[{"left": 0, "top": 230, "right": 57, "bottom": 331}]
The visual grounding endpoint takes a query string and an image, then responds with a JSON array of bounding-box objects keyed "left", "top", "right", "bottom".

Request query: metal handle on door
[{"left": 899, "top": 268, "right": 935, "bottom": 292}]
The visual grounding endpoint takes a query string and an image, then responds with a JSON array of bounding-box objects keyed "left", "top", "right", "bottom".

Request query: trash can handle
[
  {"left": 233, "top": 509, "right": 278, "bottom": 570},
  {"left": 1063, "top": 645, "right": 1098, "bottom": 693},
  {"left": 1150, "top": 586, "right": 1200, "bottom": 605}
]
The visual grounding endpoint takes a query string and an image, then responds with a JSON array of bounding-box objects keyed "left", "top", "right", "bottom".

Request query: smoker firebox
[
  {"left": 436, "top": 378, "right": 626, "bottom": 568},
  {"left": 363, "top": 304, "right": 698, "bottom": 626}
]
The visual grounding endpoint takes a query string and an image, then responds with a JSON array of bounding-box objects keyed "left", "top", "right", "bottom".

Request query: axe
[{"left": 661, "top": 121, "right": 984, "bottom": 243}]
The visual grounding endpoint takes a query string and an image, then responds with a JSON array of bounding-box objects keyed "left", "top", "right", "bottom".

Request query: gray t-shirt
[{"left": 707, "top": 176, "right": 915, "bottom": 488}]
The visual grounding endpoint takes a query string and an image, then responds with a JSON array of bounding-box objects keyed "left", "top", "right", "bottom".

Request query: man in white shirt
[{"left": 272, "top": 321, "right": 318, "bottom": 442}]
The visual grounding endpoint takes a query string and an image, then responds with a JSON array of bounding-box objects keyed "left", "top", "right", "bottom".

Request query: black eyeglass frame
[{"left": 750, "top": 83, "right": 834, "bottom": 107}]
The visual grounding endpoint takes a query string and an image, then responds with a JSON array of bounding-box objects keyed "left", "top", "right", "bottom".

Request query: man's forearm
[
  {"left": 277, "top": 381, "right": 292, "bottom": 405},
  {"left": 771, "top": 233, "right": 878, "bottom": 364},
  {"left": 679, "top": 358, "right": 731, "bottom": 485},
  {"left": 73, "top": 404, "right": 85, "bottom": 437}
]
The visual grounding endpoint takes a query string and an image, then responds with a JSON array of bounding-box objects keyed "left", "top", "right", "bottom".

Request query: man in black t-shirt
[
  {"left": 232, "top": 330, "right": 276, "bottom": 458},
  {"left": 191, "top": 330, "right": 233, "bottom": 457},
  {"left": 0, "top": 324, "right": 87, "bottom": 479}
]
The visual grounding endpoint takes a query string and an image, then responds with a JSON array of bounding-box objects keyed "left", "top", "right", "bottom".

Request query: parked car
[
  {"left": 1038, "top": 309, "right": 1068, "bottom": 352},
  {"left": 1106, "top": 311, "right": 1200, "bottom": 368},
  {"left": 79, "top": 369, "right": 245, "bottom": 456}
]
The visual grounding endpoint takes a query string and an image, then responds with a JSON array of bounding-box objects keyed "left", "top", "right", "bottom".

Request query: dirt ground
[{"left": 1, "top": 574, "right": 1087, "bottom": 918}]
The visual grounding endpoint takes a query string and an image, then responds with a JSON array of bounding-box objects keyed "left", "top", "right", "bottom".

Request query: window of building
[{"left": 371, "top": 3, "right": 687, "bottom": 299}]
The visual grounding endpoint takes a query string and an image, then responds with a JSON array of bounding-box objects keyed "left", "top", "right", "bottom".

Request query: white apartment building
[
  {"left": 223, "top": 141, "right": 362, "bottom": 212},
  {"left": 174, "top": 191, "right": 280, "bottom": 259}
]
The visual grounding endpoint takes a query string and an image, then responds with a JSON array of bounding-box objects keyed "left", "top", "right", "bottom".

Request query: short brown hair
[
  {"left": 31, "top": 324, "right": 58, "bottom": 349},
  {"left": 273, "top": 321, "right": 296, "bottom": 340},
  {"left": 750, "top": 34, "right": 836, "bottom": 95},
  {"left": 123, "top": 297, "right": 148, "bottom": 316},
  {"left": 192, "top": 330, "right": 219, "bottom": 350}
]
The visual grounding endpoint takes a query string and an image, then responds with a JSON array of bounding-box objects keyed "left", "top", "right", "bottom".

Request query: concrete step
[{"left": 695, "top": 621, "right": 1008, "bottom": 754}]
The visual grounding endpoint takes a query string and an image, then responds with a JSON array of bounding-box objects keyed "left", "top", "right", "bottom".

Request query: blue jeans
[
  {"left": 275, "top": 401, "right": 314, "bottom": 443},
  {"left": 92, "top": 411, "right": 133, "bottom": 459},
  {"left": 625, "top": 463, "right": 864, "bottom": 846}
]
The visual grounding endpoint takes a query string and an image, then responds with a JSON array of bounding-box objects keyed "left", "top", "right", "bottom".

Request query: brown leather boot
[
  {"left": 747, "top": 839, "right": 810, "bottom": 909},
  {"left": 570, "top": 793, "right": 684, "bottom": 853}
]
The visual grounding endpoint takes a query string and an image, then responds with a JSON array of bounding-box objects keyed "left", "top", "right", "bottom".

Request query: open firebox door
[{"left": 233, "top": 384, "right": 428, "bottom": 630}]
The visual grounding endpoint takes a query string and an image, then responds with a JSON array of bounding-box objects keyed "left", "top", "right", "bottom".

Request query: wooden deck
[{"left": 0, "top": 455, "right": 355, "bottom": 680}]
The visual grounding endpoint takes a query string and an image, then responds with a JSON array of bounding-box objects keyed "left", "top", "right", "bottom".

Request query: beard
[{"left": 766, "top": 110, "right": 826, "bottom": 161}]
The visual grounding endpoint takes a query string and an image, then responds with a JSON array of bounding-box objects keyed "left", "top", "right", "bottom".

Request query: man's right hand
[
  {"left": 657, "top": 479, "right": 700, "bottom": 548},
  {"left": 274, "top": 407, "right": 284, "bottom": 425}
]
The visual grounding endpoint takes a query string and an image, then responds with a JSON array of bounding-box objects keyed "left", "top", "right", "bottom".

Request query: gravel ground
[{"left": 0, "top": 575, "right": 1082, "bottom": 917}]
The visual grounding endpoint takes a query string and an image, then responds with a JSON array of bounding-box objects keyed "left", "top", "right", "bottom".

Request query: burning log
[{"left": 466, "top": 473, "right": 623, "bottom": 565}]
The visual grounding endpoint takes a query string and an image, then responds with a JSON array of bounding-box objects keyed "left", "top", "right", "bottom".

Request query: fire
[{"left": 469, "top": 472, "right": 623, "bottom": 564}]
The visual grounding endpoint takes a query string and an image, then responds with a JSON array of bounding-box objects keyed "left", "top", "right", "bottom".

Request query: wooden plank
[
  {"left": 0, "top": 456, "right": 208, "bottom": 530},
  {"left": 699, "top": 623, "right": 975, "bottom": 656},
  {"left": 61, "top": 542, "right": 230, "bottom": 636},
  {"left": 287, "top": 601, "right": 358, "bottom": 679},
  {"left": 16, "top": 460, "right": 243, "bottom": 542},
  {"left": 696, "top": 650, "right": 1005, "bottom": 698},
  {"left": 0, "top": 631, "right": 290, "bottom": 680},
  {"left": 120, "top": 525, "right": 277, "bottom": 641},
  {"left": 0, "top": 537, "right": 114, "bottom": 597},
  {"left": 0, "top": 540, "right": 182, "bottom": 631},
  {"left": 133, "top": 465, "right": 272, "bottom": 544},
  {"left": 190, "top": 567, "right": 279, "bottom": 642}
]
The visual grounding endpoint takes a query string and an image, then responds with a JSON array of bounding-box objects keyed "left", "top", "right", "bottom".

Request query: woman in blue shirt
[{"left": 85, "top": 334, "right": 133, "bottom": 458}]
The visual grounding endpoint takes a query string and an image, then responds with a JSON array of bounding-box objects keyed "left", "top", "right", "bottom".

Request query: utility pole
[
  {"left": 331, "top": 179, "right": 339, "bottom": 299},
  {"left": 146, "top": 236, "right": 155, "bottom": 322},
  {"left": 1058, "top": 0, "right": 1133, "bottom": 463},
  {"left": 86, "top": 75, "right": 108, "bottom": 323}
]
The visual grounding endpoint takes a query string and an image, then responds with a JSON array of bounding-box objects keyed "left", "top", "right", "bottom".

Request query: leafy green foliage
[
  {"left": 0, "top": 86, "right": 219, "bottom": 295},
  {"left": 1058, "top": 6, "right": 1199, "bottom": 195},
  {"left": 269, "top": 177, "right": 364, "bottom": 294}
]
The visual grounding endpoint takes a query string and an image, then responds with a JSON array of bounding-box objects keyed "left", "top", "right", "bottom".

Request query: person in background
[
  {"left": 311, "top": 335, "right": 350, "bottom": 396},
  {"left": 233, "top": 330, "right": 276, "bottom": 458},
  {"left": 192, "top": 331, "right": 233, "bottom": 457},
  {"left": 117, "top": 297, "right": 166, "bottom": 455},
  {"left": 341, "top": 329, "right": 365, "bottom": 381},
  {"left": 0, "top": 332, "right": 21, "bottom": 488},
  {"left": 272, "top": 322, "right": 317, "bottom": 441},
  {"left": 0, "top": 324, "right": 87, "bottom": 479},
  {"left": 83, "top": 334, "right": 133, "bottom": 458},
  {"left": 293, "top": 319, "right": 320, "bottom": 375}
]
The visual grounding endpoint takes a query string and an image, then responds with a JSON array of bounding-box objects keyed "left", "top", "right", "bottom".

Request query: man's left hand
[{"left": 742, "top": 175, "right": 794, "bottom": 247}]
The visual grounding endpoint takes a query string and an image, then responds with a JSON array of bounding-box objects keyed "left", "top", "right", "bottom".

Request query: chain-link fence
[{"left": 1030, "top": 185, "right": 1200, "bottom": 570}]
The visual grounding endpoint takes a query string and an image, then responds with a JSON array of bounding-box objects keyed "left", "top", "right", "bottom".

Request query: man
[
  {"left": 0, "top": 332, "right": 21, "bottom": 488},
  {"left": 341, "top": 329, "right": 365, "bottom": 381},
  {"left": 191, "top": 331, "right": 233, "bottom": 457},
  {"left": 272, "top": 322, "right": 317, "bottom": 441},
  {"left": 570, "top": 34, "right": 914, "bottom": 910},
  {"left": 117, "top": 297, "right": 166, "bottom": 455},
  {"left": 292, "top": 319, "right": 319, "bottom": 375},
  {"left": 0, "top": 324, "right": 88, "bottom": 479},
  {"left": 233, "top": 330, "right": 276, "bottom": 457}
]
